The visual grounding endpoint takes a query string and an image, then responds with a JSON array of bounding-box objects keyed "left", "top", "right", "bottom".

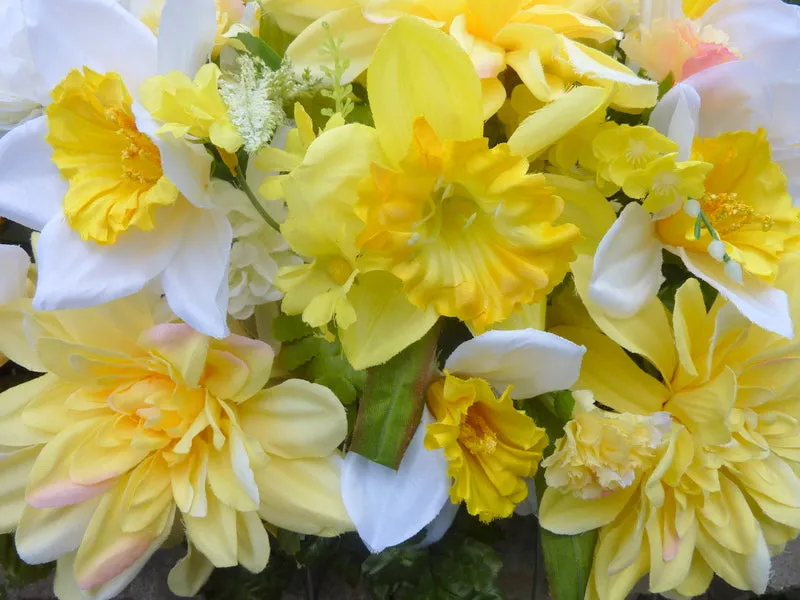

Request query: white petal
[
  {"left": 22, "top": 0, "right": 157, "bottom": 93},
  {"left": 412, "top": 501, "right": 459, "bottom": 549},
  {"left": 444, "top": 329, "right": 586, "bottom": 399},
  {"left": 341, "top": 408, "right": 450, "bottom": 554},
  {"left": 155, "top": 134, "right": 214, "bottom": 208},
  {"left": 33, "top": 213, "right": 183, "bottom": 311},
  {"left": 157, "top": 0, "right": 217, "bottom": 76},
  {"left": 649, "top": 83, "right": 700, "bottom": 161},
  {"left": 15, "top": 499, "right": 99, "bottom": 564},
  {"left": 590, "top": 203, "right": 664, "bottom": 319},
  {"left": 161, "top": 209, "right": 231, "bottom": 339},
  {"left": 679, "top": 248, "right": 793, "bottom": 339},
  {"left": 0, "top": 116, "right": 63, "bottom": 229},
  {"left": 514, "top": 478, "right": 538, "bottom": 516},
  {"left": 0, "top": 244, "right": 30, "bottom": 304}
]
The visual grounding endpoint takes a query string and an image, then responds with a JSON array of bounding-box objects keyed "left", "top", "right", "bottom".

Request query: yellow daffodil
[
  {"left": 275, "top": 17, "right": 590, "bottom": 368},
  {"left": 341, "top": 328, "right": 585, "bottom": 551},
  {"left": 590, "top": 129, "right": 800, "bottom": 337},
  {"left": 275, "top": 0, "right": 657, "bottom": 118},
  {"left": 140, "top": 63, "right": 243, "bottom": 154},
  {"left": 0, "top": 293, "right": 352, "bottom": 598},
  {"left": 540, "top": 259, "right": 800, "bottom": 599}
]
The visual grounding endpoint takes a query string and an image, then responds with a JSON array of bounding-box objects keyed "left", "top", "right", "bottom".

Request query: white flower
[
  {"left": 0, "top": 0, "right": 234, "bottom": 338},
  {"left": 341, "top": 329, "right": 586, "bottom": 554}
]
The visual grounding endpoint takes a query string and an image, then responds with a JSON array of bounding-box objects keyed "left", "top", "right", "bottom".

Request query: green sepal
[
  {"left": 349, "top": 323, "right": 440, "bottom": 469},
  {"left": 235, "top": 32, "right": 282, "bottom": 71}
]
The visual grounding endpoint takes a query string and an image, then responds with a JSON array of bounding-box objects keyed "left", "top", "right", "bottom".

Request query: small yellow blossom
[
  {"left": 0, "top": 294, "right": 352, "bottom": 595},
  {"left": 593, "top": 124, "right": 680, "bottom": 188},
  {"left": 543, "top": 406, "right": 671, "bottom": 500},
  {"left": 140, "top": 63, "right": 243, "bottom": 153},
  {"left": 46, "top": 68, "right": 179, "bottom": 244},
  {"left": 425, "top": 373, "right": 548, "bottom": 522},
  {"left": 657, "top": 129, "right": 800, "bottom": 281},
  {"left": 622, "top": 153, "right": 712, "bottom": 213}
]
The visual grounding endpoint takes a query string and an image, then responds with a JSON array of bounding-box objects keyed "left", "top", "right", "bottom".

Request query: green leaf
[
  {"left": 349, "top": 324, "right": 440, "bottom": 469},
  {"left": 278, "top": 336, "right": 321, "bottom": 371},
  {"left": 235, "top": 32, "right": 282, "bottom": 70},
  {"left": 314, "top": 374, "right": 357, "bottom": 405},
  {"left": 271, "top": 313, "right": 313, "bottom": 343},
  {"left": 258, "top": 14, "right": 293, "bottom": 57},
  {"left": 539, "top": 527, "right": 598, "bottom": 600}
]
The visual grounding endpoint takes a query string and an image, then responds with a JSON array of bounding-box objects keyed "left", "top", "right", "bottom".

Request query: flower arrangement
[{"left": 0, "top": 0, "right": 799, "bottom": 599}]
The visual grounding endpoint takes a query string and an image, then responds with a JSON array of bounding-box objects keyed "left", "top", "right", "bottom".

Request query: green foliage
[
  {"left": 258, "top": 13, "right": 294, "bottom": 57},
  {"left": 318, "top": 22, "right": 356, "bottom": 119},
  {"left": 202, "top": 548, "right": 297, "bottom": 600},
  {"left": 362, "top": 534, "right": 505, "bottom": 600},
  {"left": 0, "top": 535, "right": 54, "bottom": 598},
  {"left": 234, "top": 32, "right": 282, "bottom": 71}
]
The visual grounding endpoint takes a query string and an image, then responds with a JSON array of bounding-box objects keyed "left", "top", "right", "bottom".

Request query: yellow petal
[
  {"left": 236, "top": 511, "right": 270, "bottom": 573},
  {"left": 137, "top": 323, "right": 211, "bottom": 388},
  {"left": 507, "top": 85, "right": 610, "bottom": 159},
  {"left": 546, "top": 175, "right": 616, "bottom": 256},
  {"left": 255, "top": 455, "right": 353, "bottom": 536},
  {"left": 368, "top": 16, "right": 483, "bottom": 163},
  {"left": 539, "top": 485, "right": 635, "bottom": 535},
  {"left": 481, "top": 77, "right": 507, "bottom": 120},
  {"left": 340, "top": 271, "right": 439, "bottom": 370},
  {"left": 184, "top": 491, "right": 238, "bottom": 567},
  {"left": 671, "top": 278, "right": 709, "bottom": 382},
  {"left": 551, "top": 325, "right": 670, "bottom": 415},
  {"left": 664, "top": 366, "right": 736, "bottom": 446},
  {"left": 167, "top": 542, "right": 215, "bottom": 597},
  {"left": 0, "top": 374, "right": 60, "bottom": 446},
  {"left": 0, "top": 446, "right": 40, "bottom": 533},
  {"left": 240, "top": 379, "right": 347, "bottom": 459}
]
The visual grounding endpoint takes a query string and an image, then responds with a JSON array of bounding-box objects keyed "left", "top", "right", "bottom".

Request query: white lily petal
[
  {"left": 0, "top": 116, "right": 64, "bottom": 230},
  {"left": 649, "top": 83, "right": 700, "bottom": 161},
  {"left": 0, "top": 244, "right": 30, "bottom": 304},
  {"left": 15, "top": 499, "right": 100, "bottom": 564},
  {"left": 161, "top": 209, "right": 231, "bottom": 339},
  {"left": 33, "top": 213, "right": 183, "bottom": 311},
  {"left": 155, "top": 134, "right": 214, "bottom": 208},
  {"left": 341, "top": 408, "right": 450, "bottom": 554},
  {"left": 22, "top": 0, "right": 157, "bottom": 93},
  {"left": 679, "top": 248, "right": 793, "bottom": 339},
  {"left": 157, "top": 0, "right": 217, "bottom": 77},
  {"left": 412, "top": 501, "right": 459, "bottom": 549},
  {"left": 444, "top": 329, "right": 586, "bottom": 400},
  {"left": 590, "top": 203, "right": 664, "bottom": 319}
]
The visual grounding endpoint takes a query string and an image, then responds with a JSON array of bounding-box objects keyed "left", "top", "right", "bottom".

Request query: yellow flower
[
  {"left": 592, "top": 124, "right": 680, "bottom": 188},
  {"left": 46, "top": 68, "right": 179, "bottom": 244},
  {"left": 541, "top": 261, "right": 800, "bottom": 599},
  {"left": 425, "top": 372, "right": 548, "bottom": 522},
  {"left": 279, "top": 0, "right": 657, "bottom": 117},
  {"left": 622, "top": 153, "right": 712, "bottom": 213},
  {"left": 657, "top": 129, "right": 800, "bottom": 282},
  {"left": 0, "top": 294, "right": 352, "bottom": 596},
  {"left": 542, "top": 403, "right": 671, "bottom": 500},
  {"left": 140, "top": 63, "right": 243, "bottom": 153}
]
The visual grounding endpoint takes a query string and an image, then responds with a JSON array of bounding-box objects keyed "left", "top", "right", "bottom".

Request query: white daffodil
[
  {"left": 341, "top": 329, "right": 585, "bottom": 554},
  {"left": 0, "top": 0, "right": 234, "bottom": 338},
  {"left": 589, "top": 0, "right": 800, "bottom": 339}
]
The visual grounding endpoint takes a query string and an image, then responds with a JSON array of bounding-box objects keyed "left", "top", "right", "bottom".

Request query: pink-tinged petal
[
  {"left": 25, "top": 418, "right": 118, "bottom": 509},
  {"left": 157, "top": 0, "right": 217, "bottom": 77},
  {"left": 161, "top": 209, "right": 232, "bottom": 339},
  {"left": 15, "top": 497, "right": 101, "bottom": 564},
  {"left": 138, "top": 323, "right": 211, "bottom": 387},
  {"left": 0, "top": 116, "right": 64, "bottom": 230},
  {"left": 33, "top": 212, "right": 184, "bottom": 312},
  {"left": 209, "top": 335, "right": 274, "bottom": 402},
  {"left": 22, "top": 0, "right": 157, "bottom": 93}
]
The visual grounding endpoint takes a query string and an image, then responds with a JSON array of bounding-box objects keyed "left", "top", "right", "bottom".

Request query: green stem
[
  {"left": 696, "top": 210, "right": 720, "bottom": 241},
  {"left": 238, "top": 172, "right": 281, "bottom": 233}
]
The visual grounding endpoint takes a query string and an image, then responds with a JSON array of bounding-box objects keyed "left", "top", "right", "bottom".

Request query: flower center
[
  {"left": 459, "top": 409, "right": 498, "bottom": 455},
  {"left": 699, "top": 191, "right": 773, "bottom": 235},
  {"left": 46, "top": 67, "right": 178, "bottom": 245},
  {"left": 325, "top": 256, "right": 354, "bottom": 286}
]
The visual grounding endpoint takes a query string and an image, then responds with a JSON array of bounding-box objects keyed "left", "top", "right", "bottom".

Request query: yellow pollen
[
  {"left": 46, "top": 67, "right": 178, "bottom": 245},
  {"left": 700, "top": 191, "right": 761, "bottom": 234},
  {"left": 459, "top": 411, "right": 498, "bottom": 455}
]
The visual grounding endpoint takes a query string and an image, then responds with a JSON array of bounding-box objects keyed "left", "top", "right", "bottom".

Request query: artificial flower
[
  {"left": 0, "top": 292, "right": 352, "bottom": 599},
  {"left": 273, "top": 0, "right": 657, "bottom": 118},
  {"left": 0, "top": 0, "right": 234, "bottom": 338},
  {"left": 0, "top": 243, "right": 34, "bottom": 368},
  {"left": 341, "top": 327, "right": 585, "bottom": 552}
]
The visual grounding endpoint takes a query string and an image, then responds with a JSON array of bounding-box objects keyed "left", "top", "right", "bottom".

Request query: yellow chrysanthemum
[
  {"left": 46, "top": 68, "right": 179, "bottom": 244},
  {"left": 140, "top": 63, "right": 243, "bottom": 154},
  {"left": 540, "top": 261, "right": 800, "bottom": 599},
  {"left": 0, "top": 294, "right": 352, "bottom": 596},
  {"left": 657, "top": 129, "right": 800, "bottom": 282},
  {"left": 425, "top": 373, "right": 548, "bottom": 522},
  {"left": 277, "top": 0, "right": 656, "bottom": 117},
  {"left": 355, "top": 117, "right": 579, "bottom": 332}
]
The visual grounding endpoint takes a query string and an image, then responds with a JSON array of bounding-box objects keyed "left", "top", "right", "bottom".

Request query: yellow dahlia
[{"left": 0, "top": 293, "right": 351, "bottom": 597}]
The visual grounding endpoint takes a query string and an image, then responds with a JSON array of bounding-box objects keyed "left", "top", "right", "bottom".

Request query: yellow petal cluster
[
  {"left": 425, "top": 373, "right": 548, "bottom": 523},
  {"left": 140, "top": 63, "right": 243, "bottom": 154},
  {"left": 46, "top": 68, "right": 179, "bottom": 244},
  {"left": 540, "top": 266, "right": 800, "bottom": 599},
  {"left": 657, "top": 129, "right": 800, "bottom": 282},
  {"left": 0, "top": 294, "right": 352, "bottom": 595}
]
